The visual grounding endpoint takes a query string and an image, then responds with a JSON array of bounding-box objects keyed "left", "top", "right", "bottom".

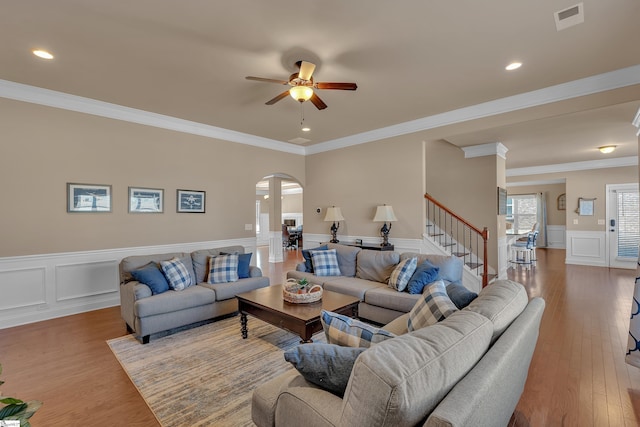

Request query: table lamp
[
  {"left": 324, "top": 206, "right": 344, "bottom": 243},
  {"left": 373, "top": 205, "right": 397, "bottom": 247}
]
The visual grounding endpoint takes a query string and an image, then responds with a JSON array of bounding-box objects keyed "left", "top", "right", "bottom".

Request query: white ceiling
[{"left": 1, "top": 0, "right": 639, "bottom": 169}]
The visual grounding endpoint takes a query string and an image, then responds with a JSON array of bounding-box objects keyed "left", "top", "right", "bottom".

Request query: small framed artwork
[
  {"left": 177, "top": 189, "right": 206, "bottom": 213},
  {"left": 577, "top": 197, "right": 595, "bottom": 216},
  {"left": 67, "top": 183, "right": 112, "bottom": 213},
  {"left": 497, "top": 187, "right": 507, "bottom": 215},
  {"left": 557, "top": 193, "right": 566, "bottom": 211},
  {"left": 129, "top": 187, "right": 163, "bottom": 213}
]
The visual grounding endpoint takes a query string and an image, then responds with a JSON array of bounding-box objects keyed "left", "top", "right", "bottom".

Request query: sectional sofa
[
  {"left": 119, "top": 245, "right": 269, "bottom": 343},
  {"left": 286, "top": 243, "right": 476, "bottom": 325}
]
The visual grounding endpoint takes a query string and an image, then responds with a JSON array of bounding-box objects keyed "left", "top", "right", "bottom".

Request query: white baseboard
[
  {"left": 565, "top": 230, "right": 607, "bottom": 267},
  {"left": 0, "top": 238, "right": 257, "bottom": 330}
]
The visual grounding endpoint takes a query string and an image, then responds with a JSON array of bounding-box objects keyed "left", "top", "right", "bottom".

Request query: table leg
[{"left": 240, "top": 313, "right": 248, "bottom": 339}]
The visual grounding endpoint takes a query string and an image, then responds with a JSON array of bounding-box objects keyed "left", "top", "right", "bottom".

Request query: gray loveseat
[
  {"left": 252, "top": 279, "right": 545, "bottom": 427},
  {"left": 119, "top": 245, "right": 269, "bottom": 343},
  {"left": 287, "top": 243, "right": 473, "bottom": 325}
]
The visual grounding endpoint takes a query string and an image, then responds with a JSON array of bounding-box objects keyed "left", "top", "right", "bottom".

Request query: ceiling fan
[{"left": 245, "top": 61, "right": 357, "bottom": 110}]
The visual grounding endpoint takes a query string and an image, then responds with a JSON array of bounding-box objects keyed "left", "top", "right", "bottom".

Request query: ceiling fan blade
[
  {"left": 265, "top": 90, "right": 291, "bottom": 105},
  {"left": 298, "top": 61, "right": 316, "bottom": 81},
  {"left": 315, "top": 82, "right": 358, "bottom": 90},
  {"left": 246, "top": 76, "right": 289, "bottom": 85},
  {"left": 309, "top": 93, "right": 327, "bottom": 110}
]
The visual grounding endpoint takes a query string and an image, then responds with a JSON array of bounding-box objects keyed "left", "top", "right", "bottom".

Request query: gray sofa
[
  {"left": 119, "top": 245, "right": 269, "bottom": 343},
  {"left": 287, "top": 243, "right": 472, "bottom": 325},
  {"left": 252, "top": 279, "right": 545, "bottom": 427}
]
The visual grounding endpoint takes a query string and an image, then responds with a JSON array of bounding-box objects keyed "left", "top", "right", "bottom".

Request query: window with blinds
[{"left": 617, "top": 190, "right": 640, "bottom": 258}]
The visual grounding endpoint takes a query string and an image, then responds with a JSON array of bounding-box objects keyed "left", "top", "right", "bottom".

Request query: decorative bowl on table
[{"left": 283, "top": 278, "right": 323, "bottom": 304}]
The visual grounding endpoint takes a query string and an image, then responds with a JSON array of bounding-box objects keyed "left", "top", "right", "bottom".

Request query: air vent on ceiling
[
  {"left": 288, "top": 137, "right": 311, "bottom": 145},
  {"left": 554, "top": 3, "right": 584, "bottom": 31}
]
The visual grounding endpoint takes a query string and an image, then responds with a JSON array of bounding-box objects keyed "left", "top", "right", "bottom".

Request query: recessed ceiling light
[
  {"left": 301, "top": 127, "right": 311, "bottom": 132},
  {"left": 32, "top": 49, "right": 54, "bottom": 59},
  {"left": 599, "top": 145, "right": 616, "bottom": 154},
  {"left": 505, "top": 62, "right": 522, "bottom": 71}
]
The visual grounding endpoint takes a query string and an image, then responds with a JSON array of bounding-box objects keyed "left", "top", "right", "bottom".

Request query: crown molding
[
  {"left": 507, "top": 156, "right": 638, "bottom": 177},
  {"left": 0, "top": 79, "right": 305, "bottom": 156},
  {"left": 506, "top": 178, "right": 566, "bottom": 187},
  {"left": 462, "top": 142, "right": 508, "bottom": 159},
  {"left": 306, "top": 64, "right": 640, "bottom": 155}
]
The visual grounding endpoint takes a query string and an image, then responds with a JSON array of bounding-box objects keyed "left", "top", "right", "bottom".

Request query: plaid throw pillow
[
  {"left": 207, "top": 254, "right": 239, "bottom": 284},
  {"left": 311, "top": 249, "right": 341, "bottom": 277},
  {"left": 160, "top": 257, "right": 194, "bottom": 291},
  {"left": 321, "top": 310, "right": 396, "bottom": 348},
  {"left": 407, "top": 279, "right": 458, "bottom": 331},
  {"left": 388, "top": 257, "right": 418, "bottom": 292}
]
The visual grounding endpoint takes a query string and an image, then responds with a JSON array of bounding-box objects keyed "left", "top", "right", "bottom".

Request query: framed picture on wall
[
  {"left": 67, "top": 183, "right": 112, "bottom": 213},
  {"left": 177, "top": 189, "right": 206, "bottom": 213},
  {"left": 577, "top": 197, "right": 595, "bottom": 216},
  {"left": 497, "top": 187, "right": 507, "bottom": 215},
  {"left": 129, "top": 187, "right": 163, "bottom": 213}
]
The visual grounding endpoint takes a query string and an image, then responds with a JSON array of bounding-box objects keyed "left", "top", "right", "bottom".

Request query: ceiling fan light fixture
[
  {"left": 32, "top": 49, "right": 54, "bottom": 59},
  {"left": 599, "top": 145, "right": 616, "bottom": 154},
  {"left": 289, "top": 86, "right": 313, "bottom": 102},
  {"left": 505, "top": 62, "right": 522, "bottom": 71}
]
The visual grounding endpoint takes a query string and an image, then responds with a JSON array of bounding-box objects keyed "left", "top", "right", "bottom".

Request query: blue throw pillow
[
  {"left": 131, "top": 262, "right": 170, "bottom": 295},
  {"left": 238, "top": 253, "right": 252, "bottom": 279},
  {"left": 302, "top": 245, "right": 328, "bottom": 273},
  {"left": 284, "top": 343, "right": 366, "bottom": 397},
  {"left": 406, "top": 260, "right": 440, "bottom": 294},
  {"left": 446, "top": 282, "right": 478, "bottom": 309}
]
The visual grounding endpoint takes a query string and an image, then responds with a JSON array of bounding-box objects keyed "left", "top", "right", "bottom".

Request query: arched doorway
[{"left": 255, "top": 174, "right": 303, "bottom": 263}]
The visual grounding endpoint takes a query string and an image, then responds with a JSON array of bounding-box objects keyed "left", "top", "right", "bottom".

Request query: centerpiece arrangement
[{"left": 283, "top": 278, "right": 323, "bottom": 304}]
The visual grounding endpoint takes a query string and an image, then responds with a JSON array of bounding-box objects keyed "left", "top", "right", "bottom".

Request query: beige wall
[
  {"left": 304, "top": 134, "right": 424, "bottom": 241},
  {"left": 508, "top": 166, "right": 637, "bottom": 231},
  {"left": 0, "top": 98, "right": 305, "bottom": 257},
  {"left": 507, "top": 183, "right": 567, "bottom": 226},
  {"left": 282, "top": 193, "right": 302, "bottom": 213}
]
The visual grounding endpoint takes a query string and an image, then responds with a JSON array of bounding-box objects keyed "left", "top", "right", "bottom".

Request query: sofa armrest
[
  {"left": 119, "top": 281, "right": 152, "bottom": 331},
  {"left": 249, "top": 266, "right": 263, "bottom": 277},
  {"left": 274, "top": 387, "right": 342, "bottom": 427}
]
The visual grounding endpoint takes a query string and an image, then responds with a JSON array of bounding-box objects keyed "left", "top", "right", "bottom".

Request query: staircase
[{"left": 424, "top": 194, "right": 493, "bottom": 288}]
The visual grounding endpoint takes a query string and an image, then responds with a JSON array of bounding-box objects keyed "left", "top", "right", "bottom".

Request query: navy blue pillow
[
  {"left": 238, "top": 252, "right": 252, "bottom": 279},
  {"left": 406, "top": 260, "right": 440, "bottom": 294},
  {"left": 446, "top": 282, "right": 477, "bottom": 309},
  {"left": 131, "top": 262, "right": 170, "bottom": 295},
  {"left": 302, "top": 245, "right": 328, "bottom": 273}
]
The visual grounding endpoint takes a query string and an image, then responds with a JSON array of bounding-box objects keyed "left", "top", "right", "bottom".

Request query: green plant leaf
[
  {"left": 0, "top": 397, "right": 24, "bottom": 405},
  {"left": 0, "top": 402, "right": 28, "bottom": 418}
]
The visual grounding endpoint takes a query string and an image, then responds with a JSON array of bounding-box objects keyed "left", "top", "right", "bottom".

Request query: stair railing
[{"left": 424, "top": 193, "right": 489, "bottom": 287}]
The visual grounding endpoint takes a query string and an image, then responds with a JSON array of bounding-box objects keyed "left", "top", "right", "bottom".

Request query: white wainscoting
[
  {"left": 546, "top": 225, "right": 566, "bottom": 249},
  {"left": 565, "top": 230, "right": 607, "bottom": 267},
  {"left": 0, "top": 238, "right": 258, "bottom": 329},
  {"left": 498, "top": 236, "right": 509, "bottom": 280}
]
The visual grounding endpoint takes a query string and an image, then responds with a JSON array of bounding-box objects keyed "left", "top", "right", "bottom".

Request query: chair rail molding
[{"left": 0, "top": 238, "right": 258, "bottom": 329}]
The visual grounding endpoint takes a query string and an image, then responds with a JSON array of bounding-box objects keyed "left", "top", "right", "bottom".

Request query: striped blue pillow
[
  {"left": 160, "top": 257, "right": 194, "bottom": 291},
  {"left": 311, "top": 249, "right": 341, "bottom": 277},
  {"left": 321, "top": 310, "right": 396, "bottom": 348},
  {"left": 207, "top": 254, "right": 239, "bottom": 284},
  {"left": 388, "top": 257, "right": 418, "bottom": 292}
]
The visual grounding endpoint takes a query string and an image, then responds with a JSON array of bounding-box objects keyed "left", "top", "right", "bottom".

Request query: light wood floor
[{"left": 1, "top": 247, "right": 638, "bottom": 426}]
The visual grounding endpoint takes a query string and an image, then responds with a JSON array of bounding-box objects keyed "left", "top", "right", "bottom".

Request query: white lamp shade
[
  {"left": 373, "top": 205, "right": 397, "bottom": 222},
  {"left": 289, "top": 86, "right": 314, "bottom": 102},
  {"left": 324, "top": 206, "right": 345, "bottom": 222}
]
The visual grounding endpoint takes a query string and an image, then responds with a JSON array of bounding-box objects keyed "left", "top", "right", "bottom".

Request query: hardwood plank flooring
[{"left": 1, "top": 247, "right": 639, "bottom": 426}]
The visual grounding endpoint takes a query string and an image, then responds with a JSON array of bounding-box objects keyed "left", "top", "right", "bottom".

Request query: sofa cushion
[
  {"left": 160, "top": 257, "right": 195, "bottom": 291},
  {"left": 406, "top": 259, "right": 440, "bottom": 294},
  {"left": 321, "top": 310, "right": 396, "bottom": 348},
  {"left": 323, "top": 277, "right": 386, "bottom": 300},
  {"left": 388, "top": 257, "right": 418, "bottom": 292},
  {"left": 207, "top": 254, "right": 239, "bottom": 284},
  {"left": 302, "top": 245, "right": 328, "bottom": 273},
  {"left": 446, "top": 282, "right": 478, "bottom": 309},
  {"left": 284, "top": 344, "right": 366, "bottom": 397},
  {"left": 311, "top": 249, "right": 341, "bottom": 277},
  {"left": 327, "top": 243, "right": 361, "bottom": 277},
  {"left": 191, "top": 246, "right": 245, "bottom": 283},
  {"left": 464, "top": 279, "right": 528, "bottom": 343},
  {"left": 199, "top": 276, "right": 270, "bottom": 301},
  {"left": 134, "top": 285, "right": 216, "bottom": 317},
  {"left": 340, "top": 310, "right": 492, "bottom": 427},
  {"left": 363, "top": 286, "right": 421, "bottom": 312},
  {"left": 408, "top": 280, "right": 458, "bottom": 331},
  {"left": 400, "top": 253, "right": 464, "bottom": 284},
  {"left": 130, "top": 262, "right": 169, "bottom": 295},
  {"left": 356, "top": 250, "right": 400, "bottom": 283}
]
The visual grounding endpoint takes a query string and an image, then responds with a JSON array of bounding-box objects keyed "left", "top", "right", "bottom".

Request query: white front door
[{"left": 607, "top": 183, "right": 639, "bottom": 269}]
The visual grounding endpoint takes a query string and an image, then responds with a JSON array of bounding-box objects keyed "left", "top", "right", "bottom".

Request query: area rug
[{"left": 107, "top": 316, "right": 324, "bottom": 427}]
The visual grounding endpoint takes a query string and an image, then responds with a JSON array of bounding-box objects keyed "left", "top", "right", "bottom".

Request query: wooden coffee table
[{"left": 236, "top": 285, "right": 360, "bottom": 343}]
